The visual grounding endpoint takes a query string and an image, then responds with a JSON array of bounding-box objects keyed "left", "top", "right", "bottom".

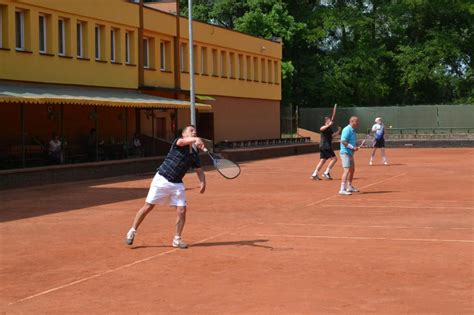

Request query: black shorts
[
  {"left": 320, "top": 149, "right": 336, "bottom": 159},
  {"left": 374, "top": 138, "right": 385, "bottom": 148}
]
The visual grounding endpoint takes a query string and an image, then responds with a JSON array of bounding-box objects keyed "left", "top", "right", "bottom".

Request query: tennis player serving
[{"left": 125, "top": 125, "right": 206, "bottom": 248}]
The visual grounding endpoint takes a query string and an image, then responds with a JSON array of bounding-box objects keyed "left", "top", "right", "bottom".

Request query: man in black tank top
[{"left": 310, "top": 116, "right": 341, "bottom": 180}]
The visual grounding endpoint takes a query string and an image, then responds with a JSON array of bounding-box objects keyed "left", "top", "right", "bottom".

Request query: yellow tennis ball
[{"left": 389, "top": 125, "right": 392, "bottom": 128}]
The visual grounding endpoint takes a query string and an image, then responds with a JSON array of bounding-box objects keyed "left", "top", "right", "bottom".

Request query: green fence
[{"left": 299, "top": 105, "right": 474, "bottom": 133}]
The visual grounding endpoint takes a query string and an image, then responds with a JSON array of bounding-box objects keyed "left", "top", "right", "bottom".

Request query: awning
[
  {"left": 196, "top": 95, "right": 216, "bottom": 101},
  {"left": 0, "top": 81, "right": 212, "bottom": 112}
]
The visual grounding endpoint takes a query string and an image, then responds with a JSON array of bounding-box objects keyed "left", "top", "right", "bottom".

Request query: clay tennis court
[{"left": 1, "top": 148, "right": 473, "bottom": 314}]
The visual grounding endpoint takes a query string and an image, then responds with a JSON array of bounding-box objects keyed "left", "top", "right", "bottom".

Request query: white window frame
[
  {"left": 15, "top": 10, "right": 25, "bottom": 51},
  {"left": 95, "top": 26, "right": 101, "bottom": 60},
  {"left": 39, "top": 14, "right": 46, "bottom": 53},
  {"left": 76, "top": 22, "right": 83, "bottom": 57},
  {"left": 58, "top": 18, "right": 65, "bottom": 56},
  {"left": 160, "top": 41, "right": 166, "bottom": 71},
  {"left": 125, "top": 31, "right": 130, "bottom": 64},
  {"left": 110, "top": 29, "right": 116, "bottom": 62}
]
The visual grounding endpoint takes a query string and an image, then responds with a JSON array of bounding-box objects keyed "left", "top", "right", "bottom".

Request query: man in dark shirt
[
  {"left": 310, "top": 116, "right": 341, "bottom": 180},
  {"left": 126, "top": 125, "right": 206, "bottom": 248}
]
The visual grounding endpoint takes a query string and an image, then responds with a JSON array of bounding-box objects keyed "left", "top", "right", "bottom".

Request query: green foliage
[{"left": 180, "top": 0, "right": 473, "bottom": 106}]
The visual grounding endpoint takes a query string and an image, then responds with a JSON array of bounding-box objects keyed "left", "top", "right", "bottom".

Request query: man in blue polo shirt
[{"left": 339, "top": 116, "right": 360, "bottom": 195}]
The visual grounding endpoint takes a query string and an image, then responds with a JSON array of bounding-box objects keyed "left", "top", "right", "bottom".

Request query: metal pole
[
  {"left": 21, "top": 104, "right": 25, "bottom": 168},
  {"left": 138, "top": 0, "right": 144, "bottom": 87},
  {"left": 94, "top": 106, "right": 98, "bottom": 161},
  {"left": 151, "top": 110, "right": 155, "bottom": 156},
  {"left": 188, "top": 0, "right": 196, "bottom": 125}
]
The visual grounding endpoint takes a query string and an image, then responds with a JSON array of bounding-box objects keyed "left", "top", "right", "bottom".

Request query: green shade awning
[
  {"left": 0, "top": 81, "right": 212, "bottom": 112},
  {"left": 196, "top": 95, "right": 216, "bottom": 101}
]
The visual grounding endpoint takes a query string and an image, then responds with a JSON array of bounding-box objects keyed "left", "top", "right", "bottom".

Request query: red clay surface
[{"left": 1, "top": 148, "right": 473, "bottom": 314}]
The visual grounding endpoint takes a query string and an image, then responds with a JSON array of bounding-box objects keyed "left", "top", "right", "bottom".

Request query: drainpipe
[{"left": 138, "top": 0, "right": 144, "bottom": 88}]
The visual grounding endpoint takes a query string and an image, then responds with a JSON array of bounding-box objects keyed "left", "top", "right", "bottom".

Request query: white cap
[{"left": 375, "top": 117, "right": 382, "bottom": 123}]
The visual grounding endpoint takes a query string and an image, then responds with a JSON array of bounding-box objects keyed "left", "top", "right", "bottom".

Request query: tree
[{"left": 179, "top": 0, "right": 473, "bottom": 106}]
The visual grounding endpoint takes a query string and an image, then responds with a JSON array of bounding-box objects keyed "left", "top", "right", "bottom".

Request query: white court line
[
  {"left": 266, "top": 223, "right": 474, "bottom": 230},
  {"left": 305, "top": 173, "right": 406, "bottom": 207},
  {"left": 319, "top": 204, "right": 474, "bottom": 210},
  {"left": 342, "top": 198, "right": 474, "bottom": 203},
  {"left": 253, "top": 233, "right": 474, "bottom": 244},
  {"left": 8, "top": 224, "right": 250, "bottom": 306}
]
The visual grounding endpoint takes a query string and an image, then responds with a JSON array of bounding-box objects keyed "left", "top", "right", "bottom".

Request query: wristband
[{"left": 347, "top": 144, "right": 355, "bottom": 150}]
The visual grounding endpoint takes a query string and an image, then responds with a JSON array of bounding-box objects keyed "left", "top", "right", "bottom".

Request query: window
[
  {"left": 95, "top": 25, "right": 102, "bottom": 60},
  {"left": 143, "top": 38, "right": 149, "bottom": 68},
  {"left": 110, "top": 29, "right": 116, "bottom": 62},
  {"left": 125, "top": 31, "right": 130, "bottom": 63},
  {"left": 193, "top": 45, "right": 198, "bottom": 74},
  {"left": 238, "top": 54, "right": 244, "bottom": 79},
  {"left": 160, "top": 41, "right": 166, "bottom": 71},
  {"left": 58, "top": 19, "right": 65, "bottom": 55},
  {"left": 211, "top": 49, "right": 218, "bottom": 76},
  {"left": 229, "top": 52, "right": 236, "bottom": 78},
  {"left": 267, "top": 59, "right": 273, "bottom": 83},
  {"left": 15, "top": 10, "right": 25, "bottom": 50},
  {"left": 38, "top": 15, "right": 46, "bottom": 53},
  {"left": 201, "top": 47, "right": 207, "bottom": 74},
  {"left": 76, "top": 22, "right": 83, "bottom": 57},
  {"left": 0, "top": 6, "right": 4, "bottom": 48},
  {"left": 180, "top": 43, "right": 188, "bottom": 72},
  {"left": 274, "top": 60, "right": 279, "bottom": 84},
  {"left": 220, "top": 51, "right": 227, "bottom": 77},
  {"left": 253, "top": 57, "right": 259, "bottom": 81},
  {"left": 246, "top": 56, "right": 252, "bottom": 80},
  {"left": 261, "top": 58, "right": 266, "bottom": 82}
]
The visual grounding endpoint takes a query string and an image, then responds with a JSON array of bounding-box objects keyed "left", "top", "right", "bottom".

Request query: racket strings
[{"left": 214, "top": 158, "right": 241, "bottom": 179}]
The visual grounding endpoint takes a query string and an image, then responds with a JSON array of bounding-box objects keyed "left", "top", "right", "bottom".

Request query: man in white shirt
[{"left": 370, "top": 117, "right": 388, "bottom": 165}]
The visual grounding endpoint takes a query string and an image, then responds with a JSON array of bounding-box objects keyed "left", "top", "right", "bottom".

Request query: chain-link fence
[
  {"left": 280, "top": 105, "right": 299, "bottom": 137},
  {"left": 299, "top": 105, "right": 474, "bottom": 134}
]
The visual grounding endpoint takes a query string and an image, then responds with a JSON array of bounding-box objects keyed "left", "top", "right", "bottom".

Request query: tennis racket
[
  {"left": 359, "top": 133, "right": 373, "bottom": 148},
  {"left": 330, "top": 103, "right": 337, "bottom": 121},
  {"left": 203, "top": 148, "right": 241, "bottom": 179}
]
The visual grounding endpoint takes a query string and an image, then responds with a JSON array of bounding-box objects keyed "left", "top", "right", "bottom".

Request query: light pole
[{"left": 188, "top": 0, "right": 196, "bottom": 125}]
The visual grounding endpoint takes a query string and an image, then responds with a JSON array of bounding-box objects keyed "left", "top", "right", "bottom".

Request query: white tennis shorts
[{"left": 145, "top": 173, "right": 186, "bottom": 207}]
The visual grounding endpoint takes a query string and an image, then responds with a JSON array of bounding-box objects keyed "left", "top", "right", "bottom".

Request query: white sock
[
  {"left": 174, "top": 235, "right": 181, "bottom": 240},
  {"left": 312, "top": 170, "right": 318, "bottom": 177},
  {"left": 348, "top": 182, "right": 353, "bottom": 188},
  {"left": 340, "top": 183, "right": 346, "bottom": 191},
  {"left": 324, "top": 167, "right": 331, "bottom": 174},
  {"left": 129, "top": 228, "right": 136, "bottom": 232}
]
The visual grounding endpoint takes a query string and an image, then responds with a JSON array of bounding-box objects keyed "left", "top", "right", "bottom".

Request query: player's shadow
[
  {"left": 369, "top": 163, "right": 405, "bottom": 166},
  {"left": 360, "top": 190, "right": 398, "bottom": 195},
  {"left": 192, "top": 239, "right": 274, "bottom": 250},
  {"left": 132, "top": 239, "right": 290, "bottom": 251}
]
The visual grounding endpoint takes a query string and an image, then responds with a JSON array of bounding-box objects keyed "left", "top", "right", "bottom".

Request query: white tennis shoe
[
  {"left": 346, "top": 186, "right": 359, "bottom": 193},
  {"left": 339, "top": 190, "right": 352, "bottom": 195},
  {"left": 172, "top": 237, "right": 188, "bottom": 249},
  {"left": 126, "top": 228, "right": 136, "bottom": 245}
]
